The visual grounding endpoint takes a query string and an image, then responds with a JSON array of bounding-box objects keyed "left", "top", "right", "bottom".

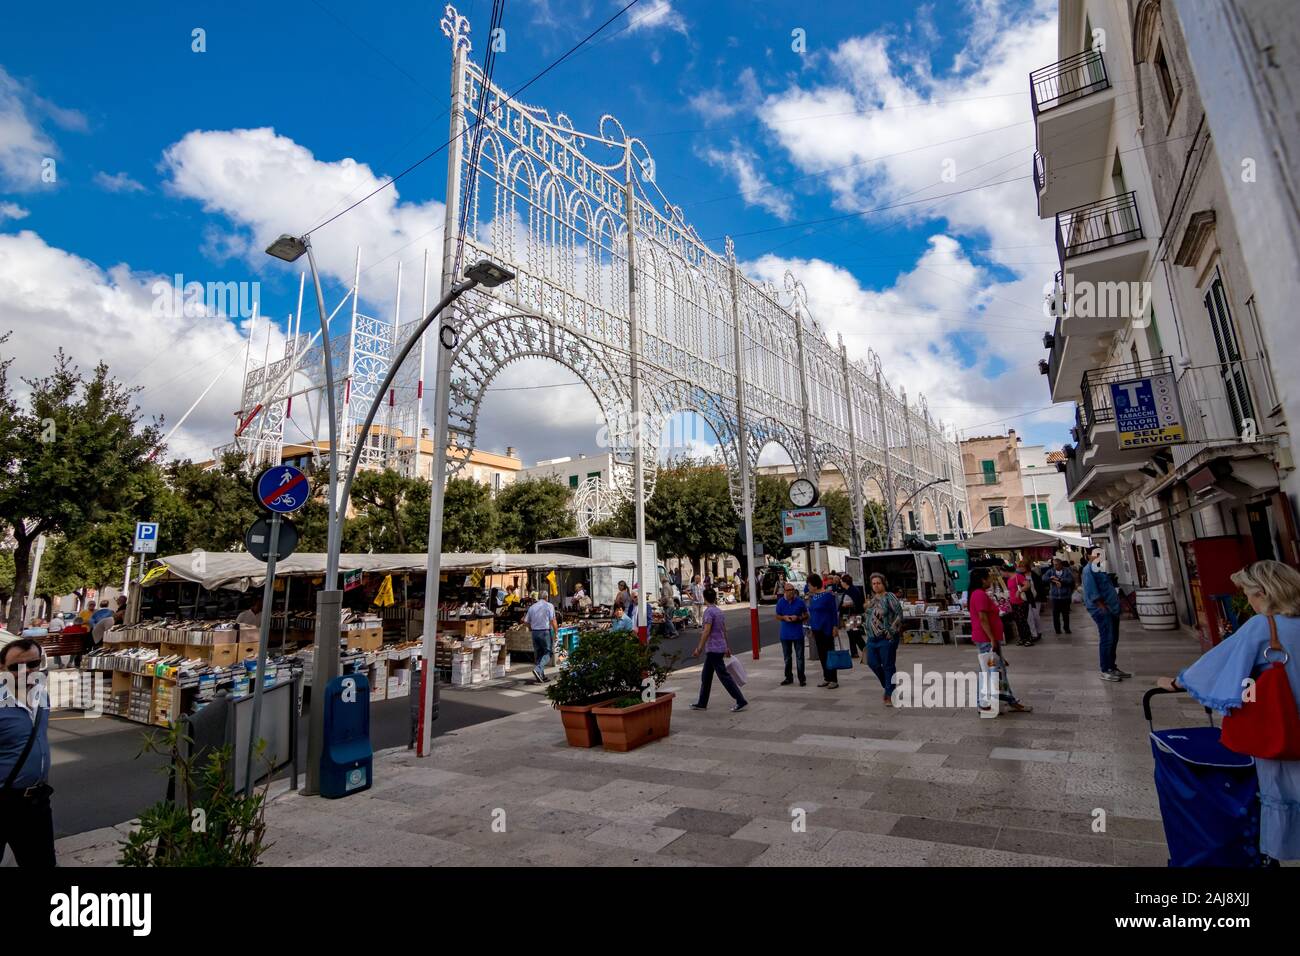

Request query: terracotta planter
[
  {"left": 557, "top": 694, "right": 620, "bottom": 748},
  {"left": 590, "top": 692, "right": 675, "bottom": 753}
]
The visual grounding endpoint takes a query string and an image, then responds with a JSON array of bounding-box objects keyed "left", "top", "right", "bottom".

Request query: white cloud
[
  {"left": 0, "top": 67, "right": 59, "bottom": 191},
  {"left": 94, "top": 170, "right": 147, "bottom": 193},
  {"left": 0, "top": 230, "right": 272, "bottom": 461},
  {"left": 161, "top": 127, "right": 446, "bottom": 318},
  {"left": 0, "top": 202, "right": 28, "bottom": 222},
  {"left": 624, "top": 0, "right": 687, "bottom": 36},
  {"left": 701, "top": 141, "right": 794, "bottom": 220}
]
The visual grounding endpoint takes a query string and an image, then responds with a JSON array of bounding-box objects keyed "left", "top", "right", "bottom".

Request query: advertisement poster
[
  {"left": 1110, "top": 373, "right": 1186, "bottom": 449},
  {"left": 781, "top": 507, "right": 830, "bottom": 544}
]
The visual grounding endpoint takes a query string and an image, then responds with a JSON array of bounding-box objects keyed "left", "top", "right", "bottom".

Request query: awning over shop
[
  {"left": 152, "top": 552, "right": 636, "bottom": 591},
  {"left": 957, "top": 524, "right": 1067, "bottom": 551}
]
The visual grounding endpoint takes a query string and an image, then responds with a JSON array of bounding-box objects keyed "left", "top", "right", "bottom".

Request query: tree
[
  {"left": 343, "top": 469, "right": 427, "bottom": 553},
  {"left": 751, "top": 473, "right": 793, "bottom": 562},
  {"left": 0, "top": 353, "right": 161, "bottom": 631},
  {"left": 494, "top": 477, "right": 576, "bottom": 552},
  {"left": 645, "top": 460, "right": 736, "bottom": 575},
  {"left": 440, "top": 477, "right": 497, "bottom": 552},
  {"left": 820, "top": 488, "right": 853, "bottom": 549}
]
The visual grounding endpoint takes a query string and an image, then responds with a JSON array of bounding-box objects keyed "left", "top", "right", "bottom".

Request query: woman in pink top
[
  {"left": 969, "top": 567, "right": 1032, "bottom": 713},
  {"left": 1006, "top": 560, "right": 1036, "bottom": 647}
]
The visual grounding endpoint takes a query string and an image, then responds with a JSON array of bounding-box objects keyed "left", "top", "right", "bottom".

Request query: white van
[{"left": 847, "top": 550, "right": 954, "bottom": 604}]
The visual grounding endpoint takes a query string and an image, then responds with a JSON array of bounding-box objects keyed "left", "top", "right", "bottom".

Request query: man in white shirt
[
  {"left": 525, "top": 596, "right": 558, "bottom": 684},
  {"left": 689, "top": 574, "right": 705, "bottom": 628},
  {"left": 235, "top": 599, "right": 262, "bottom": 628}
]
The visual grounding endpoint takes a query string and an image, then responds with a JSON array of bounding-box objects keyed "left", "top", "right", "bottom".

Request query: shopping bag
[
  {"left": 976, "top": 649, "right": 1002, "bottom": 711},
  {"left": 724, "top": 654, "right": 748, "bottom": 687}
]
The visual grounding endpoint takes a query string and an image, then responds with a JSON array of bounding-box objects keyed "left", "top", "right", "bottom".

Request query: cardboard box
[
  {"left": 238, "top": 641, "right": 259, "bottom": 661},
  {"left": 344, "top": 627, "right": 383, "bottom": 652}
]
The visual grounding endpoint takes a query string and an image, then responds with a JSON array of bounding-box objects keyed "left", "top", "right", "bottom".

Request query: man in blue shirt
[
  {"left": 774, "top": 581, "right": 808, "bottom": 686},
  {"left": 805, "top": 573, "right": 842, "bottom": 689},
  {"left": 0, "top": 639, "right": 55, "bottom": 867},
  {"left": 1082, "top": 548, "right": 1130, "bottom": 682},
  {"left": 1046, "top": 557, "right": 1075, "bottom": 634}
]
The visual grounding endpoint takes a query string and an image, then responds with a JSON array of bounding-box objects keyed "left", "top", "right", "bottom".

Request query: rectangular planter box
[
  {"left": 557, "top": 692, "right": 623, "bottom": 748},
  {"left": 590, "top": 692, "right": 675, "bottom": 753}
]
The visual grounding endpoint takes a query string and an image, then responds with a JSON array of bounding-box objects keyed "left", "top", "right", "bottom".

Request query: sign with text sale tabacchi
[
  {"left": 1110, "top": 373, "right": 1186, "bottom": 449},
  {"left": 781, "top": 507, "right": 830, "bottom": 545}
]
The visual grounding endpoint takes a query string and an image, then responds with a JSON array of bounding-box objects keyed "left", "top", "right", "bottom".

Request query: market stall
[{"left": 84, "top": 551, "right": 636, "bottom": 727}]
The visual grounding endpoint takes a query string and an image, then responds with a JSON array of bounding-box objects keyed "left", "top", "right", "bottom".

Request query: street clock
[{"left": 788, "top": 478, "right": 819, "bottom": 508}]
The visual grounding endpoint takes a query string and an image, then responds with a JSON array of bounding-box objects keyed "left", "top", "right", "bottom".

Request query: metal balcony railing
[
  {"left": 1080, "top": 355, "right": 1176, "bottom": 432},
  {"left": 1054, "top": 191, "right": 1143, "bottom": 271},
  {"left": 1030, "top": 49, "right": 1110, "bottom": 116},
  {"left": 1033, "top": 150, "right": 1045, "bottom": 194}
]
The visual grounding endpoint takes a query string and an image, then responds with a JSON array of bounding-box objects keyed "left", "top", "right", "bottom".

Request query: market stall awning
[
  {"left": 957, "top": 525, "right": 1066, "bottom": 551},
  {"left": 153, "top": 552, "right": 636, "bottom": 591}
]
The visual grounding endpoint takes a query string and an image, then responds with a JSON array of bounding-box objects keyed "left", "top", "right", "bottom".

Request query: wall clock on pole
[{"left": 789, "top": 478, "right": 819, "bottom": 508}]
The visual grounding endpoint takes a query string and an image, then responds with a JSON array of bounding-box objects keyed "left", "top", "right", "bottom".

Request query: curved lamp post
[{"left": 886, "top": 476, "right": 951, "bottom": 548}]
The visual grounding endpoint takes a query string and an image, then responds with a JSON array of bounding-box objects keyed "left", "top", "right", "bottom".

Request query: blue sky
[{"left": 0, "top": 0, "right": 1068, "bottom": 465}]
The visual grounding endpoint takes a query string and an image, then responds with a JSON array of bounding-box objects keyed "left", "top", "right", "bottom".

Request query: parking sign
[{"left": 134, "top": 521, "right": 159, "bottom": 553}]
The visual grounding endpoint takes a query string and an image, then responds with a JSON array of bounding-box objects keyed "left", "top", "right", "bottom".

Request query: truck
[
  {"left": 534, "top": 536, "right": 660, "bottom": 608},
  {"left": 846, "top": 549, "right": 955, "bottom": 605}
]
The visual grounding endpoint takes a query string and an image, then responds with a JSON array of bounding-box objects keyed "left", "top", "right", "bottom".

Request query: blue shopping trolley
[{"left": 1143, "top": 686, "right": 1261, "bottom": 867}]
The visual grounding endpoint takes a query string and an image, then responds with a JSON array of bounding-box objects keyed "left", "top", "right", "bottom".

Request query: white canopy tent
[{"left": 152, "top": 552, "right": 636, "bottom": 592}]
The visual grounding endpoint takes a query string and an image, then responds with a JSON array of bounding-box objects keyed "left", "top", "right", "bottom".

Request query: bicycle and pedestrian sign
[{"left": 254, "top": 465, "right": 310, "bottom": 514}]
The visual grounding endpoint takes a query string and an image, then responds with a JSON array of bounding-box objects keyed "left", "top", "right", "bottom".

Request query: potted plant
[{"left": 546, "top": 629, "right": 675, "bottom": 750}]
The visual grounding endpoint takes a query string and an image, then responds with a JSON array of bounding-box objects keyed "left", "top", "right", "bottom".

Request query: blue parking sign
[{"left": 134, "top": 521, "right": 159, "bottom": 553}]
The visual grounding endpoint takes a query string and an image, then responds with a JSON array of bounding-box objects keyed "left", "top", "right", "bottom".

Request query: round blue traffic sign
[{"left": 255, "top": 465, "right": 310, "bottom": 514}]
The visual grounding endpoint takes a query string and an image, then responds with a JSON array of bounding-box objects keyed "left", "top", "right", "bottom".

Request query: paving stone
[
  {"left": 657, "top": 806, "right": 751, "bottom": 836},
  {"left": 509, "top": 805, "right": 611, "bottom": 837},
  {"left": 585, "top": 821, "right": 686, "bottom": 853},
  {"left": 994, "top": 825, "right": 1114, "bottom": 865},
  {"left": 889, "top": 814, "right": 1000, "bottom": 849},
  {"left": 806, "top": 805, "right": 900, "bottom": 835},
  {"left": 730, "top": 817, "right": 836, "bottom": 850},
  {"left": 658, "top": 831, "right": 769, "bottom": 865}
]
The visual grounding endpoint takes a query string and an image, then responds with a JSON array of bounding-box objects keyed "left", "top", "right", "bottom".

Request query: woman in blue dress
[{"left": 1158, "top": 560, "right": 1300, "bottom": 861}]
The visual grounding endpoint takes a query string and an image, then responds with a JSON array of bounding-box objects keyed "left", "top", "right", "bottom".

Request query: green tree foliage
[
  {"left": 752, "top": 473, "right": 794, "bottom": 562},
  {"left": 588, "top": 500, "right": 633, "bottom": 539},
  {"left": 644, "top": 459, "right": 737, "bottom": 573},
  {"left": 494, "top": 477, "right": 576, "bottom": 552},
  {"left": 343, "top": 469, "right": 428, "bottom": 553},
  {"left": 820, "top": 488, "right": 853, "bottom": 548},
  {"left": 0, "top": 352, "right": 161, "bottom": 631},
  {"left": 439, "top": 476, "right": 497, "bottom": 552}
]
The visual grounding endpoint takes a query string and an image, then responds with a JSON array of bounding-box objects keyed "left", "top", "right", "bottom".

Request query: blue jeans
[
  {"left": 1088, "top": 608, "right": 1120, "bottom": 672},
  {"left": 531, "top": 629, "right": 553, "bottom": 673},
  {"left": 697, "top": 652, "right": 746, "bottom": 707},
  {"left": 975, "top": 643, "right": 1019, "bottom": 705},
  {"left": 865, "top": 636, "right": 898, "bottom": 697},
  {"left": 780, "top": 638, "right": 805, "bottom": 682}
]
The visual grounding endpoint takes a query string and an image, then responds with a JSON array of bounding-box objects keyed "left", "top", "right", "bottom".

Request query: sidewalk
[{"left": 57, "top": 614, "right": 1215, "bottom": 867}]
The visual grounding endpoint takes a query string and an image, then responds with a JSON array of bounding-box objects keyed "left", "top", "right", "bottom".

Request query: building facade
[
  {"left": 1021, "top": 444, "right": 1090, "bottom": 533},
  {"left": 960, "top": 431, "right": 1030, "bottom": 533},
  {"left": 1035, "top": 0, "right": 1298, "bottom": 642},
  {"left": 518, "top": 453, "right": 616, "bottom": 492}
]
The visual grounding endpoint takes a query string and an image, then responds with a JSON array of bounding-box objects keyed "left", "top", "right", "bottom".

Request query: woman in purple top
[{"left": 689, "top": 588, "right": 747, "bottom": 712}]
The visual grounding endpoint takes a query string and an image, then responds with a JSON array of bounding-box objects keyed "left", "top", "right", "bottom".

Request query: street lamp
[
  {"left": 264, "top": 233, "right": 342, "bottom": 796},
  {"left": 887, "top": 477, "right": 951, "bottom": 548}
]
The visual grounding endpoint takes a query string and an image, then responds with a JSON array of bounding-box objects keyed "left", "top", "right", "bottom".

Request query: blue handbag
[{"left": 827, "top": 634, "right": 852, "bottom": 670}]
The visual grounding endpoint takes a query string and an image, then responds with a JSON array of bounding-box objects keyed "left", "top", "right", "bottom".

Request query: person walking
[
  {"left": 775, "top": 581, "right": 808, "bottom": 686},
  {"left": 865, "top": 572, "right": 903, "bottom": 706},
  {"left": 1158, "top": 560, "right": 1300, "bottom": 862},
  {"left": 806, "top": 573, "right": 841, "bottom": 689},
  {"left": 838, "top": 572, "right": 866, "bottom": 660},
  {"left": 659, "top": 574, "right": 679, "bottom": 638},
  {"left": 525, "top": 593, "right": 558, "bottom": 684},
  {"left": 0, "top": 639, "right": 55, "bottom": 867},
  {"left": 1047, "top": 557, "right": 1074, "bottom": 634},
  {"left": 1027, "top": 562, "right": 1046, "bottom": 641},
  {"left": 1082, "top": 547, "right": 1129, "bottom": 682},
  {"left": 1006, "top": 560, "right": 1035, "bottom": 647},
  {"left": 968, "top": 567, "right": 1032, "bottom": 714},
  {"left": 688, "top": 574, "right": 705, "bottom": 628},
  {"left": 689, "top": 588, "right": 747, "bottom": 712}
]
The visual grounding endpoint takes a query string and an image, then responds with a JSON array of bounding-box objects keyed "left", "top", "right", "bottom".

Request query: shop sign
[
  {"left": 343, "top": 569, "right": 363, "bottom": 591},
  {"left": 781, "top": 507, "right": 830, "bottom": 544},
  {"left": 1110, "top": 373, "right": 1186, "bottom": 449}
]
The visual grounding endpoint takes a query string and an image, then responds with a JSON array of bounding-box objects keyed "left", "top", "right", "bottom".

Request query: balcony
[
  {"left": 1055, "top": 191, "right": 1148, "bottom": 288},
  {"left": 1061, "top": 356, "right": 1176, "bottom": 501},
  {"left": 1031, "top": 49, "right": 1117, "bottom": 216}
]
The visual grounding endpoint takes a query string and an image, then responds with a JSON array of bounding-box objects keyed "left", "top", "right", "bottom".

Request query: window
[
  {"left": 988, "top": 506, "right": 1006, "bottom": 528},
  {"left": 908, "top": 511, "right": 917, "bottom": 532},
  {"left": 568, "top": 475, "right": 579, "bottom": 489},
  {"left": 1075, "top": 500, "right": 1092, "bottom": 528},
  {"left": 1204, "top": 269, "right": 1255, "bottom": 429},
  {"left": 587, "top": 471, "right": 601, "bottom": 482},
  {"left": 1154, "top": 39, "right": 1177, "bottom": 112},
  {"left": 1245, "top": 295, "right": 1280, "bottom": 412},
  {"left": 981, "top": 460, "right": 996, "bottom": 484},
  {"left": 1030, "top": 502, "right": 1050, "bottom": 529},
  {"left": 492, "top": 473, "right": 501, "bottom": 493}
]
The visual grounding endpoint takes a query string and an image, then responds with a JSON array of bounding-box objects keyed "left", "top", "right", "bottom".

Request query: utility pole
[
  {"left": 839, "top": 337, "right": 867, "bottom": 556},
  {"left": 872, "top": 352, "right": 896, "bottom": 549},
  {"left": 624, "top": 165, "right": 649, "bottom": 642},
  {"left": 729, "top": 241, "right": 760, "bottom": 658},
  {"left": 791, "top": 293, "right": 821, "bottom": 574}
]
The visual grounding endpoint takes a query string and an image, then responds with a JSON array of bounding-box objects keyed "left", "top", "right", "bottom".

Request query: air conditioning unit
[
  {"left": 1042, "top": 332, "right": 1055, "bottom": 350},
  {"left": 1038, "top": 359, "right": 1050, "bottom": 374}
]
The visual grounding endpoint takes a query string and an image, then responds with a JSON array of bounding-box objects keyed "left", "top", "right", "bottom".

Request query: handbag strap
[
  {"left": 1268, "top": 615, "right": 1282, "bottom": 652},
  {"left": 3, "top": 706, "right": 42, "bottom": 792}
]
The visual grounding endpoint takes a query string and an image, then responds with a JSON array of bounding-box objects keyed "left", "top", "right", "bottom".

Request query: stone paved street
[{"left": 52, "top": 612, "right": 1227, "bottom": 867}]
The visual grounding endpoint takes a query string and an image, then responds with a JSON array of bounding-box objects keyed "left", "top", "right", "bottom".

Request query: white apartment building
[
  {"left": 1035, "top": 0, "right": 1297, "bottom": 643},
  {"left": 1020, "top": 444, "right": 1085, "bottom": 533},
  {"left": 519, "top": 452, "right": 615, "bottom": 492}
]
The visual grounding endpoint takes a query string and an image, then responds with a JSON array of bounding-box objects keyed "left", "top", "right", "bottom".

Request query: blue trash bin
[{"left": 320, "top": 673, "right": 373, "bottom": 799}]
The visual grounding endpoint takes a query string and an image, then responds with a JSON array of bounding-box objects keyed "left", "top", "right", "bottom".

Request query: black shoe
[
  {"left": 799, "top": 680, "right": 807, "bottom": 686},
  {"left": 689, "top": 703, "right": 707, "bottom": 710},
  {"left": 780, "top": 678, "right": 793, "bottom": 686}
]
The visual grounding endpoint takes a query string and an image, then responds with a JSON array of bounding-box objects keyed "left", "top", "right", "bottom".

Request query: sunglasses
[{"left": 5, "top": 658, "right": 46, "bottom": 674}]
